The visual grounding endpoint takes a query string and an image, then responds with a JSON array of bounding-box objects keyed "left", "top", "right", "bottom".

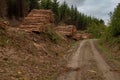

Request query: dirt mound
[
  {"left": 19, "top": 9, "right": 54, "bottom": 32},
  {"left": 0, "top": 23, "right": 70, "bottom": 80}
]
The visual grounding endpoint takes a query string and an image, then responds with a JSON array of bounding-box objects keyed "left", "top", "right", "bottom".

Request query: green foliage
[
  {"left": 0, "top": 27, "right": 12, "bottom": 47},
  {"left": 51, "top": 0, "right": 59, "bottom": 24},
  {"left": 58, "top": 2, "right": 70, "bottom": 23},
  {"left": 39, "top": 0, "right": 103, "bottom": 30},
  {"left": 45, "top": 25, "right": 63, "bottom": 44},
  {"left": 102, "top": 28, "right": 120, "bottom": 46},
  {"left": 102, "top": 3, "right": 120, "bottom": 41},
  {"left": 110, "top": 3, "right": 120, "bottom": 37},
  {"left": 40, "top": 0, "right": 52, "bottom": 9},
  {"left": 29, "top": 0, "right": 40, "bottom": 11},
  {"left": 87, "top": 21, "right": 105, "bottom": 38},
  {"left": 0, "top": 27, "right": 5, "bottom": 46},
  {"left": 101, "top": 3, "right": 120, "bottom": 53},
  {"left": 101, "top": 27, "right": 111, "bottom": 42}
]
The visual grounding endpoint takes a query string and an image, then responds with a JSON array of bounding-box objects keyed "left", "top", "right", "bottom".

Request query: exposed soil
[
  {"left": 0, "top": 24, "right": 120, "bottom": 80},
  {"left": 0, "top": 26, "right": 71, "bottom": 80}
]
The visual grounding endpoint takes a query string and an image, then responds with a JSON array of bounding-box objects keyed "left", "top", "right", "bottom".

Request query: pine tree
[
  {"left": 51, "top": 0, "right": 59, "bottom": 24},
  {"left": 29, "top": 0, "right": 40, "bottom": 11},
  {"left": 18, "top": 0, "right": 29, "bottom": 18},
  {"left": 0, "top": 0, "right": 7, "bottom": 18},
  {"left": 7, "top": 0, "right": 16, "bottom": 19},
  {"left": 40, "top": 0, "right": 52, "bottom": 9},
  {"left": 110, "top": 3, "right": 120, "bottom": 37},
  {"left": 58, "top": 1, "right": 69, "bottom": 22}
]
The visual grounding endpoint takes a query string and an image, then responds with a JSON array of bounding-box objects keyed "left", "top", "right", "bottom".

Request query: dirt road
[{"left": 58, "top": 39, "right": 120, "bottom": 80}]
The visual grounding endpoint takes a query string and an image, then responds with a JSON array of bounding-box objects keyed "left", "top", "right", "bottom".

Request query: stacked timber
[
  {"left": 73, "top": 33, "right": 83, "bottom": 40},
  {"left": 73, "top": 33, "right": 93, "bottom": 40},
  {"left": 19, "top": 9, "right": 54, "bottom": 32},
  {"left": 55, "top": 25, "right": 77, "bottom": 37},
  {"left": 82, "top": 33, "right": 93, "bottom": 39},
  {"left": 55, "top": 25, "right": 93, "bottom": 40}
]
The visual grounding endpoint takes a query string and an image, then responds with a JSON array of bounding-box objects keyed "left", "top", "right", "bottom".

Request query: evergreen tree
[
  {"left": 51, "top": 0, "right": 59, "bottom": 24},
  {"left": 58, "top": 1, "right": 70, "bottom": 23},
  {"left": 7, "top": 0, "right": 30, "bottom": 19},
  {"left": 7, "top": 0, "right": 16, "bottom": 19},
  {"left": 0, "top": 0, "right": 7, "bottom": 18},
  {"left": 110, "top": 3, "right": 120, "bottom": 37},
  {"left": 0, "top": 0, "right": 104, "bottom": 31},
  {"left": 29, "top": 0, "right": 40, "bottom": 11},
  {"left": 40, "top": 0, "right": 52, "bottom": 9}
]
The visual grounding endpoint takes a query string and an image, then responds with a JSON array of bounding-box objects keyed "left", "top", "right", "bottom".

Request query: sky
[{"left": 58, "top": 0, "right": 120, "bottom": 24}]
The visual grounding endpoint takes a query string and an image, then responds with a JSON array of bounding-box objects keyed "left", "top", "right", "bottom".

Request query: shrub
[
  {"left": 45, "top": 25, "right": 63, "bottom": 44},
  {"left": 0, "top": 26, "right": 12, "bottom": 46}
]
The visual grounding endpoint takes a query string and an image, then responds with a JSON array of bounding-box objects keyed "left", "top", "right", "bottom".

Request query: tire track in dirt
[
  {"left": 57, "top": 40, "right": 86, "bottom": 80},
  {"left": 90, "top": 40, "right": 120, "bottom": 80},
  {"left": 77, "top": 41, "right": 104, "bottom": 80},
  {"left": 57, "top": 39, "right": 120, "bottom": 80}
]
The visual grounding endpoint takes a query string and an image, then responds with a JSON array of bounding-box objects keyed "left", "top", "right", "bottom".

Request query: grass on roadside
[
  {"left": 0, "top": 26, "right": 12, "bottom": 47},
  {"left": 94, "top": 41, "right": 120, "bottom": 67}
]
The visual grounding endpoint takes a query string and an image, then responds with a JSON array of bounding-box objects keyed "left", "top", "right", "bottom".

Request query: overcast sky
[{"left": 58, "top": 0, "right": 120, "bottom": 24}]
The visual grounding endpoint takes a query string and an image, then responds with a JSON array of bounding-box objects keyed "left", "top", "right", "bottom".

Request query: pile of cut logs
[{"left": 19, "top": 9, "right": 54, "bottom": 32}]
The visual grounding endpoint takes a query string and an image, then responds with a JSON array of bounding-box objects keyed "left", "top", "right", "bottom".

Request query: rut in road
[{"left": 57, "top": 40, "right": 120, "bottom": 80}]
